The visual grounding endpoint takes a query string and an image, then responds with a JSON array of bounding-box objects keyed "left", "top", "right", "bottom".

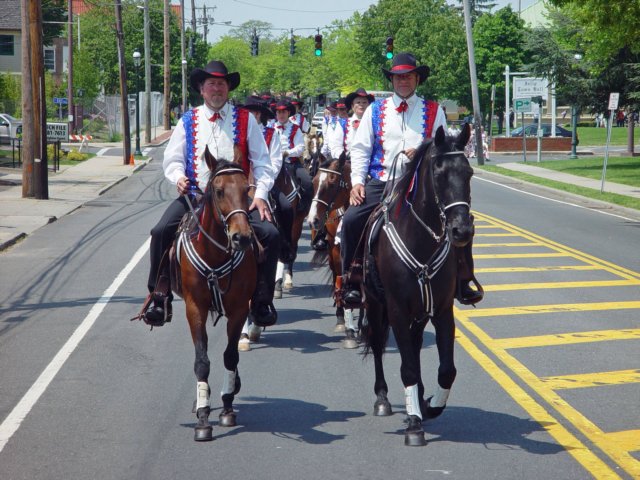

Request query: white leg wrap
[
  {"left": 275, "top": 261, "right": 285, "bottom": 281},
  {"left": 241, "top": 319, "right": 249, "bottom": 334},
  {"left": 405, "top": 384, "right": 422, "bottom": 420},
  {"left": 335, "top": 219, "right": 342, "bottom": 245},
  {"left": 221, "top": 369, "right": 237, "bottom": 396},
  {"left": 196, "top": 382, "right": 210, "bottom": 410},
  {"left": 344, "top": 309, "right": 357, "bottom": 331},
  {"left": 431, "top": 385, "right": 450, "bottom": 408}
]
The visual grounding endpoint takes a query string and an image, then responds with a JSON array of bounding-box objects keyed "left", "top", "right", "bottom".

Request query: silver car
[{"left": 0, "top": 113, "right": 22, "bottom": 144}]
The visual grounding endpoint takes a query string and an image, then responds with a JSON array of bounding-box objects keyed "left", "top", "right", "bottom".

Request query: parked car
[
  {"left": 510, "top": 123, "right": 577, "bottom": 142},
  {"left": 0, "top": 113, "right": 22, "bottom": 144},
  {"left": 311, "top": 112, "right": 325, "bottom": 130}
]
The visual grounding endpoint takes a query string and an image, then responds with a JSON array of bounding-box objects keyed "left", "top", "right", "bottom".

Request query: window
[
  {"left": 44, "top": 49, "right": 55, "bottom": 71},
  {"left": 0, "top": 35, "right": 14, "bottom": 56}
]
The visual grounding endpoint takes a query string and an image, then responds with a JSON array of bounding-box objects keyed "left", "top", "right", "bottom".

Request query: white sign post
[{"left": 600, "top": 93, "right": 619, "bottom": 193}]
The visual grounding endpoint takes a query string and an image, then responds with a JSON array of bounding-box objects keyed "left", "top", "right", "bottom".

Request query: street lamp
[
  {"left": 132, "top": 49, "right": 142, "bottom": 156},
  {"left": 569, "top": 53, "right": 583, "bottom": 160}
]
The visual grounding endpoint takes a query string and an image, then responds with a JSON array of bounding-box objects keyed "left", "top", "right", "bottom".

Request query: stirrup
[
  {"left": 456, "top": 277, "right": 484, "bottom": 306},
  {"left": 142, "top": 293, "right": 173, "bottom": 327}
]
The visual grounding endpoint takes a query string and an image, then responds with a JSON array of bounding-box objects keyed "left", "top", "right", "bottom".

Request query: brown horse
[
  {"left": 363, "top": 125, "right": 474, "bottom": 446},
  {"left": 171, "top": 148, "right": 256, "bottom": 442},
  {"left": 307, "top": 153, "right": 362, "bottom": 347},
  {"left": 305, "top": 131, "right": 323, "bottom": 178}
]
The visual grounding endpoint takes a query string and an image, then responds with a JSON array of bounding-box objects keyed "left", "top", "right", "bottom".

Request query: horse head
[
  {"left": 431, "top": 124, "right": 474, "bottom": 247},
  {"left": 307, "top": 151, "right": 351, "bottom": 231},
  {"left": 203, "top": 146, "right": 253, "bottom": 252}
]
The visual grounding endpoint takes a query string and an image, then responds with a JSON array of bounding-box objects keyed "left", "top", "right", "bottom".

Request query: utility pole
[
  {"left": 202, "top": 5, "right": 208, "bottom": 45},
  {"left": 190, "top": 0, "right": 196, "bottom": 32},
  {"left": 67, "top": 0, "right": 74, "bottom": 133},
  {"left": 163, "top": 0, "right": 171, "bottom": 130},
  {"left": 21, "top": 0, "right": 48, "bottom": 199},
  {"left": 462, "top": 0, "right": 485, "bottom": 165},
  {"left": 144, "top": 0, "right": 151, "bottom": 143},
  {"left": 114, "top": 0, "right": 131, "bottom": 165},
  {"left": 180, "top": 0, "right": 187, "bottom": 114}
]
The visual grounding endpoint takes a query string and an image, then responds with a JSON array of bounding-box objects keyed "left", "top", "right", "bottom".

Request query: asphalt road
[{"left": 0, "top": 148, "right": 638, "bottom": 479}]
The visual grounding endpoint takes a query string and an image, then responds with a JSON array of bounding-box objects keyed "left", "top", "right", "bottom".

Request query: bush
[{"left": 66, "top": 150, "right": 88, "bottom": 162}]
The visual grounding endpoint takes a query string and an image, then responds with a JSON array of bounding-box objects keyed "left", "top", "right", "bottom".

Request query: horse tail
[
  {"left": 362, "top": 301, "right": 389, "bottom": 358},
  {"left": 310, "top": 248, "right": 329, "bottom": 267}
]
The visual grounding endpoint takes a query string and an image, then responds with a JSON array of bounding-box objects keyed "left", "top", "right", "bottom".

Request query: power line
[{"left": 231, "top": 0, "right": 359, "bottom": 14}]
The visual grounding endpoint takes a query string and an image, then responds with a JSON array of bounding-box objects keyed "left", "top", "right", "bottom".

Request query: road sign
[
  {"left": 46, "top": 122, "right": 69, "bottom": 142},
  {"left": 608, "top": 92, "right": 620, "bottom": 110},
  {"left": 53, "top": 97, "right": 68, "bottom": 105},
  {"left": 514, "top": 98, "right": 532, "bottom": 113},
  {"left": 513, "top": 77, "right": 548, "bottom": 99}
]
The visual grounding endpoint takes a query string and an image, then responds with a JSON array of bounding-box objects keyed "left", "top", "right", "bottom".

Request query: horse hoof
[
  {"left": 423, "top": 396, "right": 446, "bottom": 420},
  {"left": 219, "top": 411, "right": 237, "bottom": 427},
  {"left": 334, "top": 323, "right": 346, "bottom": 333},
  {"left": 283, "top": 281, "right": 293, "bottom": 291},
  {"left": 373, "top": 400, "right": 392, "bottom": 416},
  {"left": 404, "top": 429, "right": 427, "bottom": 447},
  {"left": 343, "top": 338, "right": 358, "bottom": 349},
  {"left": 238, "top": 334, "right": 251, "bottom": 352},
  {"left": 248, "top": 324, "right": 262, "bottom": 342},
  {"left": 194, "top": 425, "right": 213, "bottom": 442},
  {"left": 274, "top": 287, "right": 282, "bottom": 299}
]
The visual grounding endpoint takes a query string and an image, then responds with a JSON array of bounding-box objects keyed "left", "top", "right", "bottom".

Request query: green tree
[
  {"left": 473, "top": 6, "right": 528, "bottom": 119},
  {"left": 43, "top": 0, "right": 66, "bottom": 46},
  {"left": 455, "top": 0, "right": 497, "bottom": 24}
]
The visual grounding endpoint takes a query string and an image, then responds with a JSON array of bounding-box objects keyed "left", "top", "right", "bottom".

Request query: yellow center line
[
  {"left": 475, "top": 233, "right": 522, "bottom": 237},
  {"left": 461, "top": 301, "right": 640, "bottom": 318},
  {"left": 476, "top": 266, "right": 602, "bottom": 273},
  {"left": 540, "top": 369, "right": 640, "bottom": 390},
  {"left": 494, "top": 329, "right": 640, "bottom": 349},
  {"left": 475, "top": 252, "right": 571, "bottom": 259},
  {"left": 602, "top": 430, "right": 640, "bottom": 453},
  {"left": 474, "top": 242, "right": 544, "bottom": 247},
  {"left": 484, "top": 279, "right": 640, "bottom": 292},
  {"left": 456, "top": 309, "right": 640, "bottom": 478}
]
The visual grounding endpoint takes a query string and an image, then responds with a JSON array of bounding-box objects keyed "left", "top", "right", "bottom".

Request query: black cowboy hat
[
  {"left": 382, "top": 52, "right": 430, "bottom": 85},
  {"left": 335, "top": 98, "right": 348, "bottom": 110},
  {"left": 241, "top": 95, "right": 274, "bottom": 119},
  {"left": 274, "top": 99, "right": 296, "bottom": 117},
  {"left": 189, "top": 60, "right": 241, "bottom": 92},
  {"left": 345, "top": 88, "right": 375, "bottom": 110}
]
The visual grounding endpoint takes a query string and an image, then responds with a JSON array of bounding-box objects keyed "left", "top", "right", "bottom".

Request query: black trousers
[
  {"left": 340, "top": 179, "right": 386, "bottom": 274},
  {"left": 271, "top": 186, "right": 293, "bottom": 248},
  {"left": 287, "top": 160, "right": 313, "bottom": 212},
  {"left": 148, "top": 195, "right": 281, "bottom": 304}
]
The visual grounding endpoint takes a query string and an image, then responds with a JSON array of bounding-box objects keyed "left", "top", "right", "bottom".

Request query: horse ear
[
  {"left": 339, "top": 151, "right": 347, "bottom": 168},
  {"left": 434, "top": 126, "right": 446, "bottom": 147},
  {"left": 204, "top": 145, "right": 217, "bottom": 172},
  {"left": 455, "top": 123, "right": 471, "bottom": 150}
]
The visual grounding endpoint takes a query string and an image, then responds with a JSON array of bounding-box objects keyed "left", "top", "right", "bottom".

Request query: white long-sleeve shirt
[
  {"left": 275, "top": 121, "right": 305, "bottom": 160},
  {"left": 350, "top": 93, "right": 447, "bottom": 186},
  {"left": 326, "top": 114, "right": 363, "bottom": 159},
  {"left": 163, "top": 103, "right": 274, "bottom": 201}
]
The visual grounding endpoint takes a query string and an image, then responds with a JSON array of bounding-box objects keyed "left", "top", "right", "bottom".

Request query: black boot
[
  {"left": 250, "top": 302, "right": 277, "bottom": 327},
  {"left": 312, "top": 231, "right": 328, "bottom": 251},
  {"left": 456, "top": 280, "right": 483, "bottom": 306},
  {"left": 342, "top": 285, "right": 362, "bottom": 308},
  {"left": 144, "top": 292, "right": 173, "bottom": 327}
]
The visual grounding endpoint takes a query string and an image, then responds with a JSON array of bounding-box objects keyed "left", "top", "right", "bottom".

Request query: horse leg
[
  {"left": 366, "top": 299, "right": 391, "bottom": 416},
  {"left": 219, "top": 316, "right": 244, "bottom": 427},
  {"left": 424, "top": 310, "right": 457, "bottom": 420},
  {"left": 343, "top": 309, "right": 359, "bottom": 349},
  {"left": 391, "top": 318, "right": 427, "bottom": 446},
  {"left": 187, "top": 302, "right": 213, "bottom": 442},
  {"left": 274, "top": 261, "right": 284, "bottom": 299},
  {"left": 283, "top": 261, "right": 294, "bottom": 291},
  {"left": 332, "top": 248, "right": 345, "bottom": 333}
]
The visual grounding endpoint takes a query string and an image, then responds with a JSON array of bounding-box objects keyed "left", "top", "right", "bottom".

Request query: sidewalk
[
  {"left": 498, "top": 162, "right": 640, "bottom": 199},
  {"left": 0, "top": 128, "right": 173, "bottom": 251}
]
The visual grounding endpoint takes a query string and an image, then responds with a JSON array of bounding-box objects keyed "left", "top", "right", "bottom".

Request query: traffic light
[
  {"left": 290, "top": 36, "right": 296, "bottom": 56},
  {"left": 250, "top": 32, "right": 259, "bottom": 56},
  {"left": 314, "top": 34, "right": 323, "bottom": 56},
  {"left": 385, "top": 36, "right": 394, "bottom": 59}
]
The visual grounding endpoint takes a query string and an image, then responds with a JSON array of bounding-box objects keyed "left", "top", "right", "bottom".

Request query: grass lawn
[
  {"left": 477, "top": 156, "right": 640, "bottom": 211},
  {"left": 575, "top": 126, "right": 637, "bottom": 146}
]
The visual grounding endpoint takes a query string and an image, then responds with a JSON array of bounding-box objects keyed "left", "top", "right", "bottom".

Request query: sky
[{"left": 188, "top": 0, "right": 540, "bottom": 43}]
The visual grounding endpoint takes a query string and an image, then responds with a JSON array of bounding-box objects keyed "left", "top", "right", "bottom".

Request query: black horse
[{"left": 363, "top": 124, "right": 474, "bottom": 446}]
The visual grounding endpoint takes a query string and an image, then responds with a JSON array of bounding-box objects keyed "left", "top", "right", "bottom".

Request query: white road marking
[
  {"left": 0, "top": 238, "right": 151, "bottom": 453},
  {"left": 474, "top": 176, "right": 637, "bottom": 222},
  {"left": 96, "top": 148, "right": 109, "bottom": 156}
]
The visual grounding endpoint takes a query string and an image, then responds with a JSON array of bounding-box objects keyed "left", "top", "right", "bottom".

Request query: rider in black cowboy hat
[
  {"left": 341, "top": 52, "right": 483, "bottom": 307},
  {"left": 144, "top": 60, "right": 280, "bottom": 328}
]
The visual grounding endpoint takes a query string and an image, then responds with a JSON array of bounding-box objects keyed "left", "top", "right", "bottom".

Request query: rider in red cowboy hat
[
  {"left": 341, "top": 52, "right": 483, "bottom": 307},
  {"left": 144, "top": 60, "right": 280, "bottom": 328},
  {"left": 289, "top": 97, "right": 310, "bottom": 134}
]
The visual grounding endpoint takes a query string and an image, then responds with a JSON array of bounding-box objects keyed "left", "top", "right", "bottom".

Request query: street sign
[
  {"left": 514, "top": 98, "right": 532, "bottom": 113},
  {"left": 513, "top": 77, "right": 548, "bottom": 99},
  {"left": 53, "top": 97, "right": 68, "bottom": 105},
  {"left": 46, "top": 122, "right": 69, "bottom": 142},
  {"left": 608, "top": 92, "right": 620, "bottom": 110}
]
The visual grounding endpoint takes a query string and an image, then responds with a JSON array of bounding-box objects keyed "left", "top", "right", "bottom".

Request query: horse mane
[{"left": 389, "top": 138, "right": 433, "bottom": 202}]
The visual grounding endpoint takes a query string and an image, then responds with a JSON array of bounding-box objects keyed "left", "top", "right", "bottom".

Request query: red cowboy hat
[
  {"left": 382, "top": 52, "right": 430, "bottom": 85},
  {"left": 274, "top": 99, "right": 296, "bottom": 117},
  {"left": 189, "top": 60, "right": 241, "bottom": 92}
]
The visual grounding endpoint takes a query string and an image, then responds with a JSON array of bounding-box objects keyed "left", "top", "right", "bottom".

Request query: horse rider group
[{"left": 141, "top": 52, "right": 483, "bottom": 330}]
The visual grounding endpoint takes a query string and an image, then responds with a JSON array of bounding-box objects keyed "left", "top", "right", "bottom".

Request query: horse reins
[{"left": 311, "top": 163, "right": 350, "bottom": 230}]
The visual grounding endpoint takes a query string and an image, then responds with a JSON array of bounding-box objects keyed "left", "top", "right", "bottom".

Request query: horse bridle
[
  {"left": 311, "top": 162, "right": 350, "bottom": 228},
  {"left": 185, "top": 166, "right": 251, "bottom": 253}
]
